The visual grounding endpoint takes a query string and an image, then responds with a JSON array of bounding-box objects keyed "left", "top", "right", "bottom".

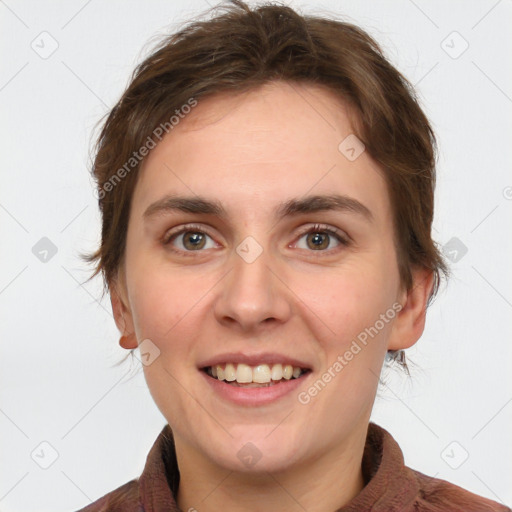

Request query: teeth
[
  {"left": 236, "top": 363, "right": 252, "bottom": 383},
  {"left": 271, "top": 363, "right": 283, "bottom": 380},
  {"left": 253, "top": 364, "right": 271, "bottom": 383},
  {"left": 208, "top": 363, "right": 306, "bottom": 384},
  {"left": 224, "top": 363, "right": 236, "bottom": 382}
]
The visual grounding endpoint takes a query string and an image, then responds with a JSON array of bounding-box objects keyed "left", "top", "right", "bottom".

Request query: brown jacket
[{"left": 75, "top": 422, "right": 510, "bottom": 511}]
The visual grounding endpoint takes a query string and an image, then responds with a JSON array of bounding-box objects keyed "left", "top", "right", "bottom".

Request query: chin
[
  {"left": 211, "top": 442, "right": 303, "bottom": 474},
  {"left": 208, "top": 426, "right": 306, "bottom": 473}
]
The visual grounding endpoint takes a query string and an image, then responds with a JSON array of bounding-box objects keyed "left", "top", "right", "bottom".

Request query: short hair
[{"left": 82, "top": 0, "right": 449, "bottom": 369}]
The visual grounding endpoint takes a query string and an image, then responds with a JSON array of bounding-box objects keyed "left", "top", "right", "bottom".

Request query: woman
[{"left": 78, "top": 1, "right": 509, "bottom": 510}]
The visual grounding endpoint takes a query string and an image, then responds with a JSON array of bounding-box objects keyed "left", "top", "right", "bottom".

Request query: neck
[{"left": 174, "top": 426, "right": 368, "bottom": 512}]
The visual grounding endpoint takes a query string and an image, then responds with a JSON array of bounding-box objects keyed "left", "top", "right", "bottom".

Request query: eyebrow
[{"left": 143, "top": 193, "right": 374, "bottom": 223}]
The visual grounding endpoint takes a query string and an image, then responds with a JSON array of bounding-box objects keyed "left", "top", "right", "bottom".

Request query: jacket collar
[{"left": 138, "top": 422, "right": 419, "bottom": 511}]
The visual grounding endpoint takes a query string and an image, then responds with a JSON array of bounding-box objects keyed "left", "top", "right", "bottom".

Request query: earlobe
[
  {"left": 387, "top": 267, "right": 434, "bottom": 351},
  {"left": 110, "top": 280, "right": 138, "bottom": 350},
  {"left": 119, "top": 335, "right": 136, "bottom": 349}
]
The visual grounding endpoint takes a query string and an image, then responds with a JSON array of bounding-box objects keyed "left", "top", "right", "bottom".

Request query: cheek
[
  {"left": 300, "top": 260, "right": 399, "bottom": 401},
  {"left": 297, "top": 271, "right": 397, "bottom": 424},
  {"left": 126, "top": 266, "right": 209, "bottom": 428},
  {"left": 302, "top": 258, "right": 398, "bottom": 338},
  {"left": 127, "top": 263, "right": 199, "bottom": 348}
]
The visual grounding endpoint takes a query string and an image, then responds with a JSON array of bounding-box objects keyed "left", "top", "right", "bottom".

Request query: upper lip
[{"left": 198, "top": 352, "right": 312, "bottom": 370}]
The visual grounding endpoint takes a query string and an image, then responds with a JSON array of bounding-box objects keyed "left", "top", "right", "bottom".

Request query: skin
[{"left": 110, "top": 80, "right": 433, "bottom": 512}]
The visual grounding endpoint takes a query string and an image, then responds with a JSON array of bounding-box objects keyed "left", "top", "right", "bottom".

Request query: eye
[
  {"left": 162, "top": 223, "right": 350, "bottom": 255},
  {"left": 293, "top": 224, "right": 350, "bottom": 252},
  {"left": 162, "top": 224, "right": 217, "bottom": 253}
]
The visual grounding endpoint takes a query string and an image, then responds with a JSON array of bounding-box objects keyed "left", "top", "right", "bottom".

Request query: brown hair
[{"left": 82, "top": 0, "right": 449, "bottom": 369}]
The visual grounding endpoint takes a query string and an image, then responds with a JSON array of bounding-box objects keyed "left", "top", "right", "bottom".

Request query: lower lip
[{"left": 200, "top": 370, "right": 311, "bottom": 406}]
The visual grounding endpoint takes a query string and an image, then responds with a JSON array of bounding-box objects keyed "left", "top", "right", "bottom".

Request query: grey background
[{"left": 1, "top": 0, "right": 511, "bottom": 510}]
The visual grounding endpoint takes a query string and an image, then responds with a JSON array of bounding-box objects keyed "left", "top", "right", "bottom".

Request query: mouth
[{"left": 201, "top": 362, "right": 312, "bottom": 388}]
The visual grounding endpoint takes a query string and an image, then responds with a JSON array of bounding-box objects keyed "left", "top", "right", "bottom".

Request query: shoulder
[
  {"left": 412, "top": 469, "right": 511, "bottom": 512},
  {"left": 73, "top": 478, "right": 142, "bottom": 512}
]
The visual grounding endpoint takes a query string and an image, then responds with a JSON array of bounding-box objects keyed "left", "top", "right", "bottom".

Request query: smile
[{"left": 203, "top": 363, "right": 310, "bottom": 387}]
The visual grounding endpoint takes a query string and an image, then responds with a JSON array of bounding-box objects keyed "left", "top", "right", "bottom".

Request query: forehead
[{"left": 132, "top": 81, "right": 391, "bottom": 227}]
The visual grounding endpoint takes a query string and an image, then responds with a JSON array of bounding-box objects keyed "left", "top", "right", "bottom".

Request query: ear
[
  {"left": 387, "top": 266, "right": 434, "bottom": 351},
  {"left": 110, "top": 275, "right": 138, "bottom": 350}
]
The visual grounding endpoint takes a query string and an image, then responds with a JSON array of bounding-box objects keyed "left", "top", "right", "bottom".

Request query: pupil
[
  {"left": 186, "top": 232, "right": 204, "bottom": 249},
  {"left": 309, "top": 232, "right": 327, "bottom": 250}
]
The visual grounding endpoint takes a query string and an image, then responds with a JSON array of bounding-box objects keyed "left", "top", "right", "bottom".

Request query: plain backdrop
[{"left": 1, "top": 0, "right": 511, "bottom": 510}]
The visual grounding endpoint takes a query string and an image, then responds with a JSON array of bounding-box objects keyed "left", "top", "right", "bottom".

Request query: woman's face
[{"left": 112, "top": 81, "right": 429, "bottom": 473}]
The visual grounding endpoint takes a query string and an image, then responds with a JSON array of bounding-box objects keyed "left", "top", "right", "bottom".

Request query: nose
[{"left": 213, "top": 240, "right": 292, "bottom": 333}]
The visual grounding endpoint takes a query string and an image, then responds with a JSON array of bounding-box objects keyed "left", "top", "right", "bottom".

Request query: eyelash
[{"left": 162, "top": 223, "right": 350, "bottom": 256}]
